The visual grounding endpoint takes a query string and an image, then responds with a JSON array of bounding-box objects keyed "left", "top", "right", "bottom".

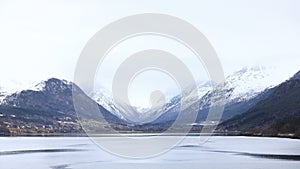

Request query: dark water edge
[
  {"left": 205, "top": 150, "right": 300, "bottom": 161},
  {"left": 1, "top": 133, "right": 299, "bottom": 140}
]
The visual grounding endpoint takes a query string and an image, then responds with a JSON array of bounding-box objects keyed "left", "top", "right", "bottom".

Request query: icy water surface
[{"left": 0, "top": 136, "right": 299, "bottom": 169}]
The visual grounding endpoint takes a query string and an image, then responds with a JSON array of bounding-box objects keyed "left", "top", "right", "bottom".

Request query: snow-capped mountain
[
  {"left": 91, "top": 87, "right": 167, "bottom": 123},
  {"left": 219, "top": 70, "right": 300, "bottom": 137},
  {"left": 196, "top": 66, "right": 285, "bottom": 123},
  {"left": 2, "top": 78, "right": 125, "bottom": 124},
  {"left": 0, "top": 66, "right": 284, "bottom": 125},
  {"left": 0, "top": 80, "right": 43, "bottom": 104},
  {"left": 199, "top": 66, "right": 280, "bottom": 109},
  {"left": 149, "top": 81, "right": 213, "bottom": 124},
  {"left": 224, "top": 66, "right": 279, "bottom": 102},
  {"left": 2, "top": 78, "right": 75, "bottom": 112},
  {"left": 153, "top": 81, "right": 212, "bottom": 118},
  {"left": 90, "top": 66, "right": 280, "bottom": 124},
  {"left": 153, "top": 66, "right": 281, "bottom": 124},
  {"left": 90, "top": 80, "right": 212, "bottom": 124},
  {"left": 0, "top": 81, "right": 23, "bottom": 104}
]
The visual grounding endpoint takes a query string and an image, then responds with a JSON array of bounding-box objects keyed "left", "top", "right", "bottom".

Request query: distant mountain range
[{"left": 0, "top": 67, "right": 299, "bottom": 138}]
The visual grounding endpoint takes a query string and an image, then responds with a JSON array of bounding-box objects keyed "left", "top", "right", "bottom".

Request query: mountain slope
[
  {"left": 291, "top": 70, "right": 300, "bottom": 80},
  {"left": 0, "top": 105, "right": 83, "bottom": 135},
  {"left": 219, "top": 74, "right": 300, "bottom": 138},
  {"left": 2, "top": 78, "right": 126, "bottom": 125},
  {"left": 152, "top": 66, "right": 278, "bottom": 124},
  {"left": 199, "top": 67, "right": 278, "bottom": 113},
  {"left": 3, "top": 79, "right": 75, "bottom": 114}
]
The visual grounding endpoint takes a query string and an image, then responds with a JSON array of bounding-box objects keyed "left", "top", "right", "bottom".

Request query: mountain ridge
[
  {"left": 151, "top": 66, "right": 279, "bottom": 124},
  {"left": 218, "top": 71, "right": 300, "bottom": 138},
  {"left": 1, "top": 67, "right": 299, "bottom": 136}
]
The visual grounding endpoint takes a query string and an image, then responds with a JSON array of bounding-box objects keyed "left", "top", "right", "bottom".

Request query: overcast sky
[{"left": 0, "top": 0, "right": 299, "bottom": 106}]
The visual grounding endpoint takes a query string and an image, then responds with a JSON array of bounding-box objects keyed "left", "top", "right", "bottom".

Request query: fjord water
[{"left": 0, "top": 136, "right": 299, "bottom": 169}]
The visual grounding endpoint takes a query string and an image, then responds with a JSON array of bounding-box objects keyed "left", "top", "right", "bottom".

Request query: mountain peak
[
  {"left": 232, "top": 66, "right": 265, "bottom": 76},
  {"left": 46, "top": 78, "right": 69, "bottom": 84},
  {"left": 223, "top": 66, "right": 276, "bottom": 102},
  {"left": 31, "top": 78, "right": 72, "bottom": 94}
]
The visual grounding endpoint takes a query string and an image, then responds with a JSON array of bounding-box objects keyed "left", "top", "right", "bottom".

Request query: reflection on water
[{"left": 0, "top": 136, "right": 299, "bottom": 169}]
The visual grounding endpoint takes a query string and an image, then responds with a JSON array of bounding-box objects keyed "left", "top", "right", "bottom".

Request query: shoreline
[{"left": 1, "top": 133, "right": 299, "bottom": 140}]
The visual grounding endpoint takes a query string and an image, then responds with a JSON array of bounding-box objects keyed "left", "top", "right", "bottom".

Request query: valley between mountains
[{"left": 0, "top": 67, "right": 299, "bottom": 138}]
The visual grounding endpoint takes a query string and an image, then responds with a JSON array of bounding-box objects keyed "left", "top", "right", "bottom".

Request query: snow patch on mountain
[
  {"left": 0, "top": 80, "right": 24, "bottom": 104},
  {"left": 91, "top": 80, "right": 213, "bottom": 124},
  {"left": 0, "top": 87, "right": 9, "bottom": 103},
  {"left": 198, "top": 66, "right": 282, "bottom": 111},
  {"left": 0, "top": 79, "right": 48, "bottom": 103},
  {"left": 91, "top": 87, "right": 127, "bottom": 121},
  {"left": 224, "top": 66, "right": 281, "bottom": 103},
  {"left": 30, "top": 78, "right": 73, "bottom": 96},
  {"left": 29, "top": 81, "right": 46, "bottom": 91}
]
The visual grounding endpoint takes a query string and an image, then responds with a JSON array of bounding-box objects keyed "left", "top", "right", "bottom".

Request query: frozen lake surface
[{"left": 0, "top": 136, "right": 299, "bottom": 169}]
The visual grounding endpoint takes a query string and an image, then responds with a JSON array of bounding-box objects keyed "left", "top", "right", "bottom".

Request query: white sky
[{"left": 0, "top": 0, "right": 300, "bottom": 107}]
